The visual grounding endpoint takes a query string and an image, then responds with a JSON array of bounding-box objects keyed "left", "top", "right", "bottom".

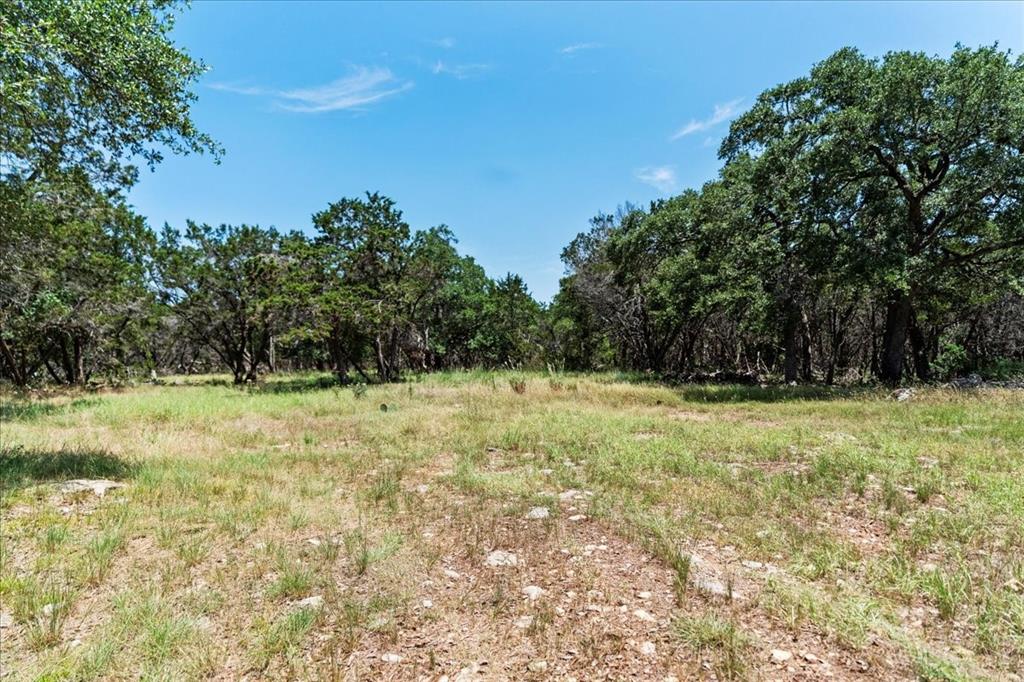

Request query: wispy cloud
[
  {"left": 560, "top": 42, "right": 602, "bottom": 55},
  {"left": 670, "top": 98, "right": 743, "bottom": 140},
  {"left": 433, "top": 37, "right": 456, "bottom": 49},
  {"left": 634, "top": 166, "right": 677, "bottom": 193},
  {"left": 431, "top": 60, "right": 491, "bottom": 79},
  {"left": 209, "top": 66, "right": 412, "bottom": 113}
]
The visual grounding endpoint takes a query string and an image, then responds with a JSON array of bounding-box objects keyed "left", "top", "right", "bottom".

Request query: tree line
[{"left": 2, "top": 1, "right": 1022, "bottom": 387}]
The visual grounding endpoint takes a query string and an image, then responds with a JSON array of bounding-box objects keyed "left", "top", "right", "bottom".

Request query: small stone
[
  {"left": 415, "top": 484, "right": 429, "bottom": 494},
  {"left": 637, "top": 591, "right": 652, "bottom": 600},
  {"left": 515, "top": 615, "right": 534, "bottom": 629},
  {"left": 522, "top": 585, "right": 545, "bottom": 601},
  {"left": 741, "top": 560, "right": 764, "bottom": 570},
  {"left": 802, "top": 652, "right": 820, "bottom": 663},
  {"left": 640, "top": 641, "right": 657, "bottom": 656},
  {"left": 307, "top": 538, "right": 322, "bottom": 547},
  {"left": 381, "top": 653, "right": 402, "bottom": 664},
  {"left": 694, "top": 577, "right": 740, "bottom": 599},
  {"left": 444, "top": 568, "right": 461, "bottom": 579},
  {"left": 526, "top": 506, "right": 550, "bottom": 520},
  {"left": 294, "top": 595, "right": 324, "bottom": 609},
  {"left": 421, "top": 599, "right": 433, "bottom": 609},
  {"left": 69, "top": 638, "right": 82, "bottom": 648},
  {"left": 528, "top": 660, "right": 547, "bottom": 672},
  {"left": 485, "top": 550, "right": 518, "bottom": 567},
  {"left": 540, "top": 468, "right": 554, "bottom": 475},
  {"left": 568, "top": 514, "right": 586, "bottom": 521},
  {"left": 0, "top": 612, "right": 12, "bottom": 628},
  {"left": 771, "top": 649, "right": 792, "bottom": 663},
  {"left": 558, "top": 489, "right": 580, "bottom": 502},
  {"left": 892, "top": 388, "right": 914, "bottom": 402},
  {"left": 633, "top": 608, "right": 656, "bottom": 622}
]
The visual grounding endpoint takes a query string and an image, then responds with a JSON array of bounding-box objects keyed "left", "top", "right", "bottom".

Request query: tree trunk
[
  {"left": 0, "top": 335, "right": 26, "bottom": 386},
  {"left": 72, "top": 336, "right": 85, "bottom": 384},
  {"left": 880, "top": 292, "right": 912, "bottom": 386},
  {"left": 908, "top": 313, "right": 930, "bottom": 382},
  {"left": 782, "top": 304, "right": 800, "bottom": 383}
]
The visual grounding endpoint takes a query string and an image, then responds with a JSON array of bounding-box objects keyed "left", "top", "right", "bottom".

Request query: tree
[
  {"left": 157, "top": 223, "right": 282, "bottom": 384},
  {"left": 0, "top": 181, "right": 156, "bottom": 384},
  {"left": 1, "top": 0, "right": 220, "bottom": 191},
  {"left": 476, "top": 274, "right": 541, "bottom": 368},
  {"left": 1, "top": 0, "right": 219, "bottom": 385},
  {"left": 723, "top": 45, "right": 1024, "bottom": 384}
]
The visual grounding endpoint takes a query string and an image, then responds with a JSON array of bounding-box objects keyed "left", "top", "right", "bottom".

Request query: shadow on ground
[
  {"left": 676, "top": 384, "right": 882, "bottom": 403},
  {"left": 0, "top": 397, "right": 101, "bottom": 423},
  {"left": 0, "top": 446, "right": 135, "bottom": 493}
]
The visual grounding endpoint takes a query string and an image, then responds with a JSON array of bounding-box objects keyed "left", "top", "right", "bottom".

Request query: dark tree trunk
[
  {"left": 908, "top": 313, "right": 930, "bottom": 382},
  {"left": 72, "top": 336, "right": 85, "bottom": 384},
  {"left": 880, "top": 292, "right": 912, "bottom": 386},
  {"left": 782, "top": 304, "right": 800, "bottom": 383},
  {"left": 0, "top": 335, "right": 26, "bottom": 386}
]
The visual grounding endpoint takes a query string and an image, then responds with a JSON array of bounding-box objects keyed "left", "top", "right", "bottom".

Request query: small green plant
[
  {"left": 41, "top": 525, "right": 69, "bottom": 553},
  {"left": 82, "top": 529, "right": 125, "bottom": 585},
  {"left": 509, "top": 378, "right": 527, "bottom": 394},
  {"left": 253, "top": 607, "right": 319, "bottom": 670},
  {"left": 351, "top": 383, "right": 367, "bottom": 400},
  {"left": 675, "top": 613, "right": 749, "bottom": 680}
]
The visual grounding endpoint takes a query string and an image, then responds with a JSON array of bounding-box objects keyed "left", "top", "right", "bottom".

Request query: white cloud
[
  {"left": 433, "top": 37, "right": 456, "bottom": 49},
  {"left": 634, "top": 166, "right": 677, "bottom": 193},
  {"left": 670, "top": 98, "right": 743, "bottom": 140},
  {"left": 209, "top": 66, "right": 412, "bottom": 113},
  {"left": 560, "top": 42, "right": 602, "bottom": 55},
  {"left": 431, "top": 60, "right": 491, "bottom": 79}
]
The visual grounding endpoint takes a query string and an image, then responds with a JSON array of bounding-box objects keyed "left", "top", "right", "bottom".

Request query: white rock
[
  {"left": 444, "top": 568, "right": 461, "bottom": 579},
  {"left": 515, "top": 615, "right": 534, "bottom": 629},
  {"left": 522, "top": 585, "right": 545, "bottom": 601},
  {"left": 633, "top": 608, "right": 656, "bottom": 622},
  {"left": 526, "top": 506, "right": 550, "bottom": 520},
  {"left": 640, "top": 641, "right": 657, "bottom": 656},
  {"left": 694, "top": 577, "right": 740, "bottom": 599},
  {"left": 528, "top": 660, "right": 547, "bottom": 672},
  {"left": 637, "top": 591, "right": 652, "bottom": 600},
  {"left": 540, "top": 468, "right": 554, "bottom": 475},
  {"left": 307, "top": 538, "right": 322, "bottom": 547},
  {"left": 60, "top": 479, "right": 125, "bottom": 497},
  {"left": 381, "top": 653, "right": 402, "bottom": 663},
  {"left": 771, "top": 649, "right": 792, "bottom": 663},
  {"left": 421, "top": 599, "right": 433, "bottom": 609},
  {"left": 0, "top": 612, "right": 12, "bottom": 628},
  {"left": 741, "top": 560, "right": 764, "bottom": 570},
  {"left": 69, "top": 638, "right": 83, "bottom": 648},
  {"left": 295, "top": 595, "right": 324, "bottom": 609},
  {"left": 415, "top": 484, "right": 429, "bottom": 494},
  {"left": 568, "top": 514, "right": 586, "bottom": 521},
  {"left": 485, "top": 550, "right": 518, "bottom": 567},
  {"left": 892, "top": 388, "right": 914, "bottom": 402},
  {"left": 558, "top": 489, "right": 580, "bottom": 502}
]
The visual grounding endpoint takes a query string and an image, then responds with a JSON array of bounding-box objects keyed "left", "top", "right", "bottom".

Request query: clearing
[{"left": 1, "top": 373, "right": 1022, "bottom": 680}]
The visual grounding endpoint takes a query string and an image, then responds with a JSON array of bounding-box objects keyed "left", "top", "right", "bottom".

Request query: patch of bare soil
[{"left": 302, "top": 487, "right": 916, "bottom": 680}]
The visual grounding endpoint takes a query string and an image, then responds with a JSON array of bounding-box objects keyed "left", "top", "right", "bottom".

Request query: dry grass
[{"left": 1, "top": 372, "right": 1022, "bottom": 680}]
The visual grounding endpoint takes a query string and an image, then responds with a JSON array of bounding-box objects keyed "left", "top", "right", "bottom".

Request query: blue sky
[{"left": 128, "top": 1, "right": 1023, "bottom": 301}]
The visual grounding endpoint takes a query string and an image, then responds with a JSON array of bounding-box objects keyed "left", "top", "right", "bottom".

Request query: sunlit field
[{"left": 1, "top": 373, "right": 1022, "bottom": 680}]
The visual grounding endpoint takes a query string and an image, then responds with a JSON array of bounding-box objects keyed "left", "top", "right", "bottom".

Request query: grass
[{"left": 1, "top": 371, "right": 1022, "bottom": 679}]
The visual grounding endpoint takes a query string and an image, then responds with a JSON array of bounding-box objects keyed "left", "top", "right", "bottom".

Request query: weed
[{"left": 675, "top": 613, "right": 750, "bottom": 680}]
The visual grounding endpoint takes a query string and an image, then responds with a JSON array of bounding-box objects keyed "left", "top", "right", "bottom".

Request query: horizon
[{"left": 127, "top": 0, "right": 1023, "bottom": 302}]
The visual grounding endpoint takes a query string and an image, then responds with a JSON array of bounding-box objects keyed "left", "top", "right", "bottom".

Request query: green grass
[{"left": 1, "top": 372, "right": 1021, "bottom": 679}]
